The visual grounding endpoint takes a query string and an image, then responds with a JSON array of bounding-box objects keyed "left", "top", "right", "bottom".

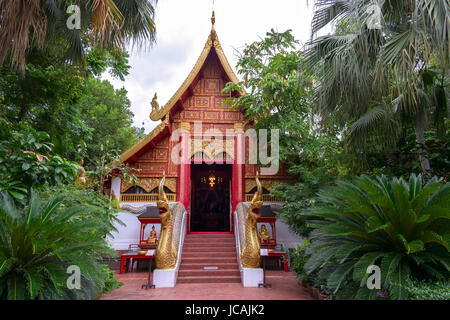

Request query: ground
[{"left": 101, "top": 270, "right": 313, "bottom": 300}]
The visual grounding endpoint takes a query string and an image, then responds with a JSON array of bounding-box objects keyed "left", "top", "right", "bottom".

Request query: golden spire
[{"left": 209, "top": 10, "right": 217, "bottom": 46}]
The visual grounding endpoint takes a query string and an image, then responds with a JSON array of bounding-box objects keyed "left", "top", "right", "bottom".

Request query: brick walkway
[{"left": 100, "top": 270, "right": 313, "bottom": 300}]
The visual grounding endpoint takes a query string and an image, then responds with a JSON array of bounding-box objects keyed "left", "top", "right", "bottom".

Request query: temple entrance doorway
[{"left": 190, "top": 163, "right": 232, "bottom": 232}]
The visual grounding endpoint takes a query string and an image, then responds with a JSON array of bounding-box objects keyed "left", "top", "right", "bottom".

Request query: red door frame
[{"left": 187, "top": 158, "right": 235, "bottom": 234}]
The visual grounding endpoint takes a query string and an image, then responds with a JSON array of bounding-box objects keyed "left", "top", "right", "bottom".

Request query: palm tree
[
  {"left": 0, "top": 0, "right": 157, "bottom": 74},
  {"left": 304, "top": 174, "right": 450, "bottom": 299},
  {"left": 305, "top": 0, "right": 449, "bottom": 181}
]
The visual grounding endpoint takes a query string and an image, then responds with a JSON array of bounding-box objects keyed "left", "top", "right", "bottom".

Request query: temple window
[
  {"left": 192, "top": 151, "right": 209, "bottom": 160},
  {"left": 214, "top": 152, "right": 233, "bottom": 160},
  {"left": 149, "top": 186, "right": 174, "bottom": 194},
  {"left": 123, "top": 186, "right": 147, "bottom": 194},
  {"left": 248, "top": 186, "right": 271, "bottom": 195}
]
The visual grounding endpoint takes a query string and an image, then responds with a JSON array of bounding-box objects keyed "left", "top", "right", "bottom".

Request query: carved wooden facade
[{"left": 114, "top": 18, "right": 289, "bottom": 216}]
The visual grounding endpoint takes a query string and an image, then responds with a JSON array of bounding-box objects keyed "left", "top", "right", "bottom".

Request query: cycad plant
[
  {"left": 0, "top": 191, "right": 116, "bottom": 300},
  {"left": 304, "top": 174, "right": 449, "bottom": 299}
]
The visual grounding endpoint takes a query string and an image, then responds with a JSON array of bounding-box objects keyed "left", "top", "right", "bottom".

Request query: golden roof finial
[{"left": 209, "top": 10, "right": 217, "bottom": 46}]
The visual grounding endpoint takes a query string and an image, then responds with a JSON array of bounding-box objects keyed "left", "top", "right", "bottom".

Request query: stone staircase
[{"left": 178, "top": 233, "right": 241, "bottom": 284}]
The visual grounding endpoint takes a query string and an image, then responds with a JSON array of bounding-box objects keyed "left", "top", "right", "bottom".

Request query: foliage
[
  {"left": 38, "top": 184, "right": 124, "bottom": 238},
  {"left": 404, "top": 279, "right": 450, "bottom": 300},
  {"left": 0, "top": 191, "right": 117, "bottom": 300},
  {"left": 73, "top": 78, "right": 144, "bottom": 169},
  {"left": 290, "top": 240, "right": 334, "bottom": 296},
  {"left": 303, "top": 174, "right": 449, "bottom": 300},
  {"left": 306, "top": 0, "right": 449, "bottom": 180},
  {"left": 0, "top": 46, "right": 143, "bottom": 161},
  {"left": 0, "top": 0, "right": 158, "bottom": 74},
  {"left": 100, "top": 264, "right": 123, "bottom": 294},
  {"left": 223, "top": 29, "right": 317, "bottom": 171},
  {"left": 275, "top": 199, "right": 315, "bottom": 237},
  {"left": 0, "top": 128, "right": 79, "bottom": 189},
  {"left": 222, "top": 29, "right": 350, "bottom": 236},
  {"left": 0, "top": 56, "right": 90, "bottom": 155},
  {"left": 362, "top": 122, "right": 450, "bottom": 180},
  {"left": 0, "top": 181, "right": 28, "bottom": 202},
  {"left": 271, "top": 130, "right": 349, "bottom": 237},
  {"left": 290, "top": 240, "right": 313, "bottom": 284},
  {"left": 86, "top": 47, "right": 131, "bottom": 81}
]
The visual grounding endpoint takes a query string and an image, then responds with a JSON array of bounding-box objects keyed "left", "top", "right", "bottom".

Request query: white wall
[
  {"left": 107, "top": 210, "right": 141, "bottom": 250},
  {"left": 275, "top": 219, "right": 304, "bottom": 249},
  {"left": 107, "top": 201, "right": 170, "bottom": 251},
  {"left": 107, "top": 177, "right": 162, "bottom": 250}
]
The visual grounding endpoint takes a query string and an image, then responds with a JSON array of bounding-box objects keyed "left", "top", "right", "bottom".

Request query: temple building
[{"left": 106, "top": 12, "right": 301, "bottom": 286}]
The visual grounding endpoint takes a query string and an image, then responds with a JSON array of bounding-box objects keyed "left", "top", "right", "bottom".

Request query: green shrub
[
  {"left": 290, "top": 240, "right": 313, "bottom": 284},
  {"left": 290, "top": 240, "right": 336, "bottom": 297},
  {"left": 303, "top": 174, "right": 450, "bottom": 299},
  {"left": 0, "top": 128, "right": 79, "bottom": 189},
  {"left": 100, "top": 264, "right": 123, "bottom": 294},
  {"left": 0, "top": 191, "right": 117, "bottom": 299},
  {"left": 278, "top": 199, "right": 315, "bottom": 237},
  {"left": 38, "top": 184, "right": 124, "bottom": 238},
  {"left": 405, "top": 279, "right": 450, "bottom": 300}
]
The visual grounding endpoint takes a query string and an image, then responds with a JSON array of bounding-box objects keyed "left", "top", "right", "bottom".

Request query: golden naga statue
[
  {"left": 148, "top": 225, "right": 157, "bottom": 244},
  {"left": 259, "top": 224, "right": 270, "bottom": 242},
  {"left": 150, "top": 92, "right": 166, "bottom": 121},
  {"left": 151, "top": 92, "right": 159, "bottom": 112},
  {"left": 155, "top": 172, "right": 178, "bottom": 269},
  {"left": 241, "top": 172, "right": 264, "bottom": 268}
]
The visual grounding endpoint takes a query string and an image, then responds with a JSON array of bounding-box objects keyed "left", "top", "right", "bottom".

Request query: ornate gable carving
[{"left": 121, "top": 177, "right": 177, "bottom": 193}]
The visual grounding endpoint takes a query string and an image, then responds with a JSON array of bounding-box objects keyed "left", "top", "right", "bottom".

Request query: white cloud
[{"left": 103, "top": 0, "right": 321, "bottom": 133}]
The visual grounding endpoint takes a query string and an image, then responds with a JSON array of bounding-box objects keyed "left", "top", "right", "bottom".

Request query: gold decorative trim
[
  {"left": 162, "top": 178, "right": 177, "bottom": 193},
  {"left": 234, "top": 123, "right": 244, "bottom": 132},
  {"left": 245, "top": 178, "right": 286, "bottom": 193},
  {"left": 120, "top": 193, "right": 176, "bottom": 203},
  {"left": 245, "top": 194, "right": 284, "bottom": 203},
  {"left": 119, "top": 122, "right": 167, "bottom": 163},
  {"left": 179, "top": 122, "right": 191, "bottom": 131},
  {"left": 121, "top": 177, "right": 177, "bottom": 193},
  {"left": 121, "top": 180, "right": 133, "bottom": 193},
  {"left": 190, "top": 138, "right": 234, "bottom": 159}
]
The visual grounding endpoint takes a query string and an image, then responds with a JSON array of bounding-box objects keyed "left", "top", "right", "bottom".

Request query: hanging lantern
[{"left": 201, "top": 170, "right": 222, "bottom": 188}]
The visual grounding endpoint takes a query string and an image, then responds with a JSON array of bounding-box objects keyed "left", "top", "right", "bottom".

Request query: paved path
[{"left": 101, "top": 270, "right": 313, "bottom": 300}]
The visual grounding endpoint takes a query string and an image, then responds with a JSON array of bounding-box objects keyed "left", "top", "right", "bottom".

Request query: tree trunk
[
  {"left": 413, "top": 109, "right": 433, "bottom": 182},
  {"left": 99, "top": 154, "right": 105, "bottom": 197}
]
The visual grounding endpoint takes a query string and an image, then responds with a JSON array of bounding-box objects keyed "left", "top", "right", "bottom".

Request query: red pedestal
[{"left": 119, "top": 253, "right": 155, "bottom": 274}]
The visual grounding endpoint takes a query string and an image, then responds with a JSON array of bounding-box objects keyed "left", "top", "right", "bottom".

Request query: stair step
[
  {"left": 177, "top": 275, "right": 241, "bottom": 284},
  {"left": 181, "top": 257, "right": 238, "bottom": 264},
  {"left": 183, "top": 247, "right": 235, "bottom": 253},
  {"left": 184, "top": 242, "right": 235, "bottom": 245},
  {"left": 186, "top": 234, "right": 234, "bottom": 239},
  {"left": 184, "top": 242, "right": 234, "bottom": 247},
  {"left": 182, "top": 252, "right": 237, "bottom": 258},
  {"left": 179, "top": 262, "right": 238, "bottom": 270},
  {"left": 184, "top": 240, "right": 235, "bottom": 244},
  {"left": 178, "top": 269, "right": 240, "bottom": 277},
  {"left": 179, "top": 234, "right": 240, "bottom": 284}
]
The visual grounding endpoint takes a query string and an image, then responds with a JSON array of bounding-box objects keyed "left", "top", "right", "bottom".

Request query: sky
[{"left": 103, "top": 0, "right": 324, "bottom": 134}]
